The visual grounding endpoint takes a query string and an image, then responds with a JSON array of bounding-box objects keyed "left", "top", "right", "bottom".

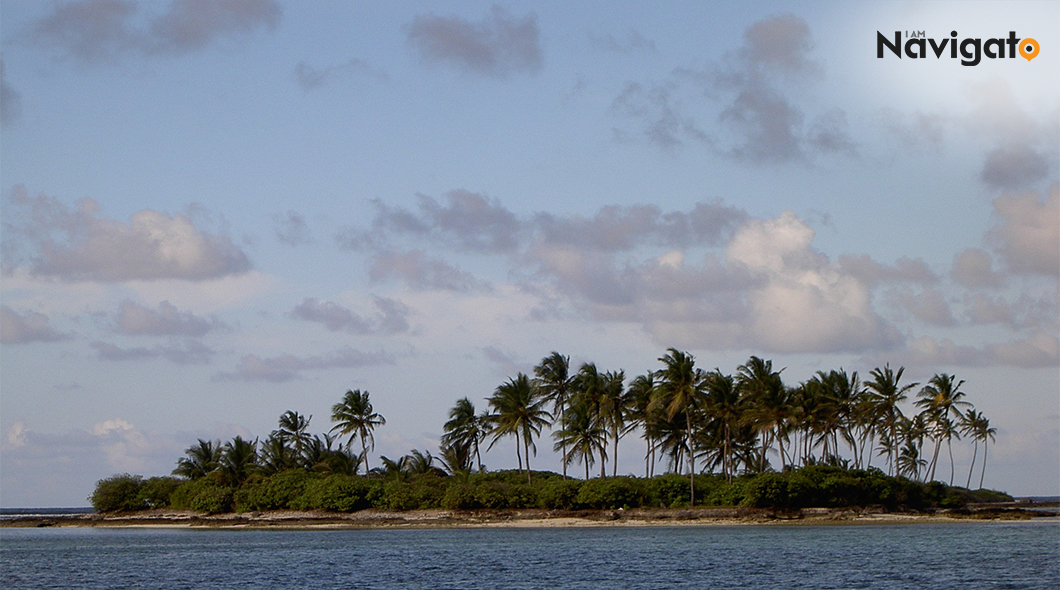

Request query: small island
[{"left": 12, "top": 349, "right": 1051, "bottom": 528}]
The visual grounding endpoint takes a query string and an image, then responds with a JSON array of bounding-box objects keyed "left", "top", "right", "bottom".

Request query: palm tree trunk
[
  {"left": 687, "top": 412, "right": 695, "bottom": 506},
  {"left": 560, "top": 403, "right": 568, "bottom": 479},
  {"left": 524, "top": 436, "right": 532, "bottom": 485},
  {"left": 966, "top": 440, "right": 978, "bottom": 489},
  {"left": 947, "top": 438, "right": 955, "bottom": 486},
  {"left": 928, "top": 437, "right": 941, "bottom": 482},
  {"left": 361, "top": 437, "right": 369, "bottom": 473},
  {"left": 979, "top": 441, "right": 988, "bottom": 490},
  {"left": 515, "top": 437, "right": 523, "bottom": 473},
  {"left": 612, "top": 425, "right": 619, "bottom": 478}
]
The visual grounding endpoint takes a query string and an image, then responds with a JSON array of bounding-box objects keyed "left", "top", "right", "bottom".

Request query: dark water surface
[{"left": 3, "top": 521, "right": 1057, "bottom": 589}]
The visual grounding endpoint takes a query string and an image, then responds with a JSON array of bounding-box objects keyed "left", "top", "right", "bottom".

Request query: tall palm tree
[
  {"left": 974, "top": 414, "right": 997, "bottom": 490},
  {"left": 173, "top": 439, "right": 222, "bottom": 479},
  {"left": 737, "top": 356, "right": 786, "bottom": 472},
  {"left": 915, "top": 373, "right": 970, "bottom": 484},
  {"left": 275, "top": 410, "right": 312, "bottom": 462},
  {"left": 534, "top": 352, "right": 574, "bottom": 478},
  {"left": 703, "top": 370, "right": 742, "bottom": 482},
  {"left": 442, "top": 397, "right": 488, "bottom": 472},
  {"left": 552, "top": 396, "right": 608, "bottom": 480},
  {"left": 330, "top": 389, "right": 386, "bottom": 473},
  {"left": 259, "top": 432, "right": 298, "bottom": 475},
  {"left": 865, "top": 365, "right": 918, "bottom": 476},
  {"left": 652, "top": 348, "right": 706, "bottom": 505},
  {"left": 960, "top": 408, "right": 985, "bottom": 489},
  {"left": 487, "top": 373, "right": 551, "bottom": 484},
  {"left": 600, "top": 370, "right": 628, "bottom": 477},
  {"left": 220, "top": 435, "right": 258, "bottom": 486},
  {"left": 625, "top": 372, "right": 657, "bottom": 477}
]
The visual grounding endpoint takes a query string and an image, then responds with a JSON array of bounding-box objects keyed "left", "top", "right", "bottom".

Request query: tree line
[{"left": 90, "top": 348, "right": 1000, "bottom": 513}]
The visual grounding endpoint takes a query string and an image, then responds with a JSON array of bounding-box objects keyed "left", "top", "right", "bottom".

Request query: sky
[{"left": 1, "top": 1, "right": 1057, "bottom": 508}]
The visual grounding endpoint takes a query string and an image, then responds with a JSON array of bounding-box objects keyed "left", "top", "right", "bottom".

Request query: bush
[
  {"left": 741, "top": 473, "right": 789, "bottom": 508},
  {"left": 170, "top": 478, "right": 234, "bottom": 514},
  {"left": 139, "top": 476, "right": 182, "bottom": 509},
  {"left": 537, "top": 479, "right": 582, "bottom": 509},
  {"left": 645, "top": 474, "right": 690, "bottom": 507},
  {"left": 298, "top": 475, "right": 373, "bottom": 512},
  {"left": 238, "top": 470, "right": 321, "bottom": 511},
  {"left": 90, "top": 474, "right": 145, "bottom": 512},
  {"left": 574, "top": 477, "right": 643, "bottom": 509},
  {"left": 374, "top": 480, "right": 444, "bottom": 511}
]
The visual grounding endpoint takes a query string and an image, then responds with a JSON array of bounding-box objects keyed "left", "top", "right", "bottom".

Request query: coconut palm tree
[
  {"left": 652, "top": 348, "right": 706, "bottom": 504},
  {"left": 552, "top": 396, "right": 608, "bottom": 480},
  {"left": 275, "top": 410, "right": 312, "bottom": 462},
  {"left": 173, "top": 439, "right": 222, "bottom": 479},
  {"left": 487, "top": 373, "right": 551, "bottom": 484},
  {"left": 259, "top": 432, "right": 298, "bottom": 475},
  {"left": 599, "top": 370, "right": 628, "bottom": 477},
  {"left": 915, "top": 373, "right": 971, "bottom": 484},
  {"left": 961, "top": 410, "right": 997, "bottom": 489},
  {"left": 219, "top": 435, "right": 258, "bottom": 486},
  {"left": 703, "top": 370, "right": 742, "bottom": 482},
  {"left": 534, "top": 352, "right": 574, "bottom": 478},
  {"left": 865, "top": 365, "right": 918, "bottom": 476},
  {"left": 974, "top": 415, "right": 997, "bottom": 490},
  {"left": 442, "top": 397, "right": 488, "bottom": 472},
  {"left": 625, "top": 371, "right": 657, "bottom": 477},
  {"left": 737, "top": 356, "right": 786, "bottom": 472},
  {"left": 330, "top": 389, "right": 386, "bottom": 473}
]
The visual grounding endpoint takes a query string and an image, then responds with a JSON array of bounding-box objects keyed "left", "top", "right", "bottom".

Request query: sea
[{"left": 2, "top": 520, "right": 1057, "bottom": 589}]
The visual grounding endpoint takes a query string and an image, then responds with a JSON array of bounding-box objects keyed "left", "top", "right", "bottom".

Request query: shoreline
[{"left": 3, "top": 504, "right": 1055, "bottom": 530}]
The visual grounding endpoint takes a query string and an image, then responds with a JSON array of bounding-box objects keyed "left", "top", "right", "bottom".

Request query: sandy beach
[{"left": 3, "top": 505, "right": 1052, "bottom": 529}]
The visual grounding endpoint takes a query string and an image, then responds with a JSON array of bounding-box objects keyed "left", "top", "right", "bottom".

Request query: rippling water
[{"left": 3, "top": 521, "right": 1057, "bottom": 589}]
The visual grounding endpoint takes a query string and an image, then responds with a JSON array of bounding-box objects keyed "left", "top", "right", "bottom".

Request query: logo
[{"left": 877, "top": 31, "right": 1039, "bottom": 65}]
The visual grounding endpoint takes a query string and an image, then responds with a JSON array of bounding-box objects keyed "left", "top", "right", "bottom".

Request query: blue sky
[{"left": 1, "top": 1, "right": 1057, "bottom": 507}]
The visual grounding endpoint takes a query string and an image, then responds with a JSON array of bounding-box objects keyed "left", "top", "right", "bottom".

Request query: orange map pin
[{"left": 1019, "top": 38, "right": 1039, "bottom": 61}]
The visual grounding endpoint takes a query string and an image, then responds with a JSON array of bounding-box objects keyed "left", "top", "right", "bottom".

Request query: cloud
[
  {"left": 610, "top": 82, "right": 708, "bottom": 150},
  {"left": 91, "top": 338, "right": 215, "bottom": 364},
  {"left": 838, "top": 254, "right": 938, "bottom": 286},
  {"left": 113, "top": 299, "right": 220, "bottom": 336},
  {"left": 892, "top": 288, "right": 957, "bottom": 327},
  {"left": 406, "top": 5, "right": 542, "bottom": 77},
  {"left": 989, "top": 186, "right": 1059, "bottom": 276},
  {"left": 964, "top": 294, "right": 1058, "bottom": 331},
  {"left": 147, "top": 0, "right": 281, "bottom": 55},
  {"left": 900, "top": 332, "right": 1059, "bottom": 369},
  {"left": 588, "top": 29, "right": 656, "bottom": 54},
  {"left": 368, "top": 250, "right": 488, "bottom": 292},
  {"left": 290, "top": 296, "right": 410, "bottom": 335},
  {"left": 24, "top": 0, "right": 280, "bottom": 64},
  {"left": 0, "top": 306, "right": 70, "bottom": 344},
  {"left": 981, "top": 145, "right": 1051, "bottom": 190},
  {"left": 215, "top": 346, "right": 395, "bottom": 382},
  {"left": 3, "top": 187, "right": 251, "bottom": 282},
  {"left": 272, "top": 210, "right": 312, "bottom": 246},
  {"left": 1, "top": 55, "right": 22, "bottom": 125},
  {"left": 294, "top": 58, "right": 387, "bottom": 91},
  {"left": 950, "top": 248, "right": 1003, "bottom": 288}
]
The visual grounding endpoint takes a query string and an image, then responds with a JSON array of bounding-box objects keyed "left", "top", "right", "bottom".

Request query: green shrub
[
  {"left": 645, "top": 474, "right": 690, "bottom": 507},
  {"left": 474, "top": 481, "right": 510, "bottom": 509},
  {"left": 238, "top": 469, "right": 320, "bottom": 511},
  {"left": 741, "top": 473, "right": 789, "bottom": 508},
  {"left": 139, "top": 476, "right": 182, "bottom": 509},
  {"left": 375, "top": 480, "right": 444, "bottom": 511},
  {"left": 90, "top": 474, "right": 145, "bottom": 512},
  {"left": 703, "top": 479, "right": 744, "bottom": 506},
  {"left": 537, "top": 479, "right": 582, "bottom": 509},
  {"left": 574, "top": 477, "right": 643, "bottom": 509},
  {"left": 170, "top": 478, "right": 234, "bottom": 514},
  {"left": 440, "top": 483, "right": 479, "bottom": 509},
  {"left": 298, "top": 475, "right": 373, "bottom": 512}
]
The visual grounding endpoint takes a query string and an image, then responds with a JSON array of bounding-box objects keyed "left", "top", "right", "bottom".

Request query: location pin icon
[{"left": 1019, "top": 38, "right": 1039, "bottom": 61}]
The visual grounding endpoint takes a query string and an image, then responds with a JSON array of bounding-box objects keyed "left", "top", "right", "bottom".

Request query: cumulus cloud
[
  {"left": 294, "top": 58, "right": 387, "bottom": 91},
  {"left": 611, "top": 81, "right": 708, "bottom": 150},
  {"left": 0, "top": 306, "right": 70, "bottom": 344},
  {"left": 981, "top": 145, "right": 1051, "bottom": 190},
  {"left": 113, "top": 299, "right": 220, "bottom": 336},
  {"left": 272, "top": 210, "right": 312, "bottom": 246},
  {"left": 989, "top": 186, "right": 1059, "bottom": 276},
  {"left": 215, "top": 346, "right": 395, "bottom": 382},
  {"left": 891, "top": 288, "right": 957, "bottom": 327},
  {"left": 369, "top": 250, "right": 489, "bottom": 292},
  {"left": 91, "top": 340, "right": 156, "bottom": 361},
  {"left": 964, "top": 294, "right": 1058, "bottom": 331},
  {"left": 24, "top": 0, "right": 280, "bottom": 63},
  {"left": 2, "top": 187, "right": 251, "bottom": 282},
  {"left": 1, "top": 55, "right": 22, "bottom": 125},
  {"left": 951, "top": 248, "right": 1004, "bottom": 288},
  {"left": 838, "top": 254, "right": 938, "bottom": 286},
  {"left": 290, "top": 296, "right": 410, "bottom": 335},
  {"left": 406, "top": 5, "right": 542, "bottom": 77}
]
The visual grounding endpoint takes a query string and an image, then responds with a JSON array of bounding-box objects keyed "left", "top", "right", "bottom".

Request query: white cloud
[
  {"left": 215, "top": 347, "right": 396, "bottom": 382},
  {"left": 114, "top": 299, "right": 220, "bottom": 336},
  {"left": 406, "top": 6, "right": 542, "bottom": 78},
  {"left": 989, "top": 186, "right": 1059, "bottom": 276},
  {"left": 0, "top": 306, "right": 70, "bottom": 344}
]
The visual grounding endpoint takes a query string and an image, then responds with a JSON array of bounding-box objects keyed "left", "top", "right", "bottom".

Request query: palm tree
[
  {"left": 173, "top": 439, "right": 222, "bottom": 479},
  {"left": 259, "top": 432, "right": 298, "bottom": 475},
  {"left": 219, "top": 435, "right": 258, "bottom": 486},
  {"left": 487, "top": 373, "right": 551, "bottom": 484},
  {"left": 625, "top": 372, "right": 657, "bottom": 477},
  {"left": 534, "top": 352, "right": 574, "bottom": 478},
  {"left": 865, "top": 365, "right": 918, "bottom": 476},
  {"left": 442, "top": 397, "right": 488, "bottom": 472},
  {"left": 552, "top": 396, "right": 608, "bottom": 480},
  {"left": 652, "top": 348, "right": 706, "bottom": 505},
  {"left": 737, "top": 356, "right": 786, "bottom": 472},
  {"left": 703, "top": 370, "right": 742, "bottom": 482},
  {"left": 275, "top": 410, "right": 312, "bottom": 462},
  {"left": 915, "top": 373, "right": 971, "bottom": 484},
  {"left": 974, "top": 415, "right": 997, "bottom": 490},
  {"left": 330, "top": 389, "right": 386, "bottom": 473},
  {"left": 600, "top": 370, "right": 628, "bottom": 477},
  {"left": 961, "top": 410, "right": 997, "bottom": 489}
]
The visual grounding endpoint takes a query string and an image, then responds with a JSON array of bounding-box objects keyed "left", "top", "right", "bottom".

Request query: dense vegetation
[{"left": 90, "top": 349, "right": 1004, "bottom": 513}]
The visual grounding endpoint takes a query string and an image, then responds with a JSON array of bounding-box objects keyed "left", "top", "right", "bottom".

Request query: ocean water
[{"left": 2, "top": 521, "right": 1057, "bottom": 589}]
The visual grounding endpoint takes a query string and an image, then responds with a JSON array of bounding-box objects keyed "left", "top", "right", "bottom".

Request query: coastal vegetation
[{"left": 90, "top": 350, "right": 1006, "bottom": 514}]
